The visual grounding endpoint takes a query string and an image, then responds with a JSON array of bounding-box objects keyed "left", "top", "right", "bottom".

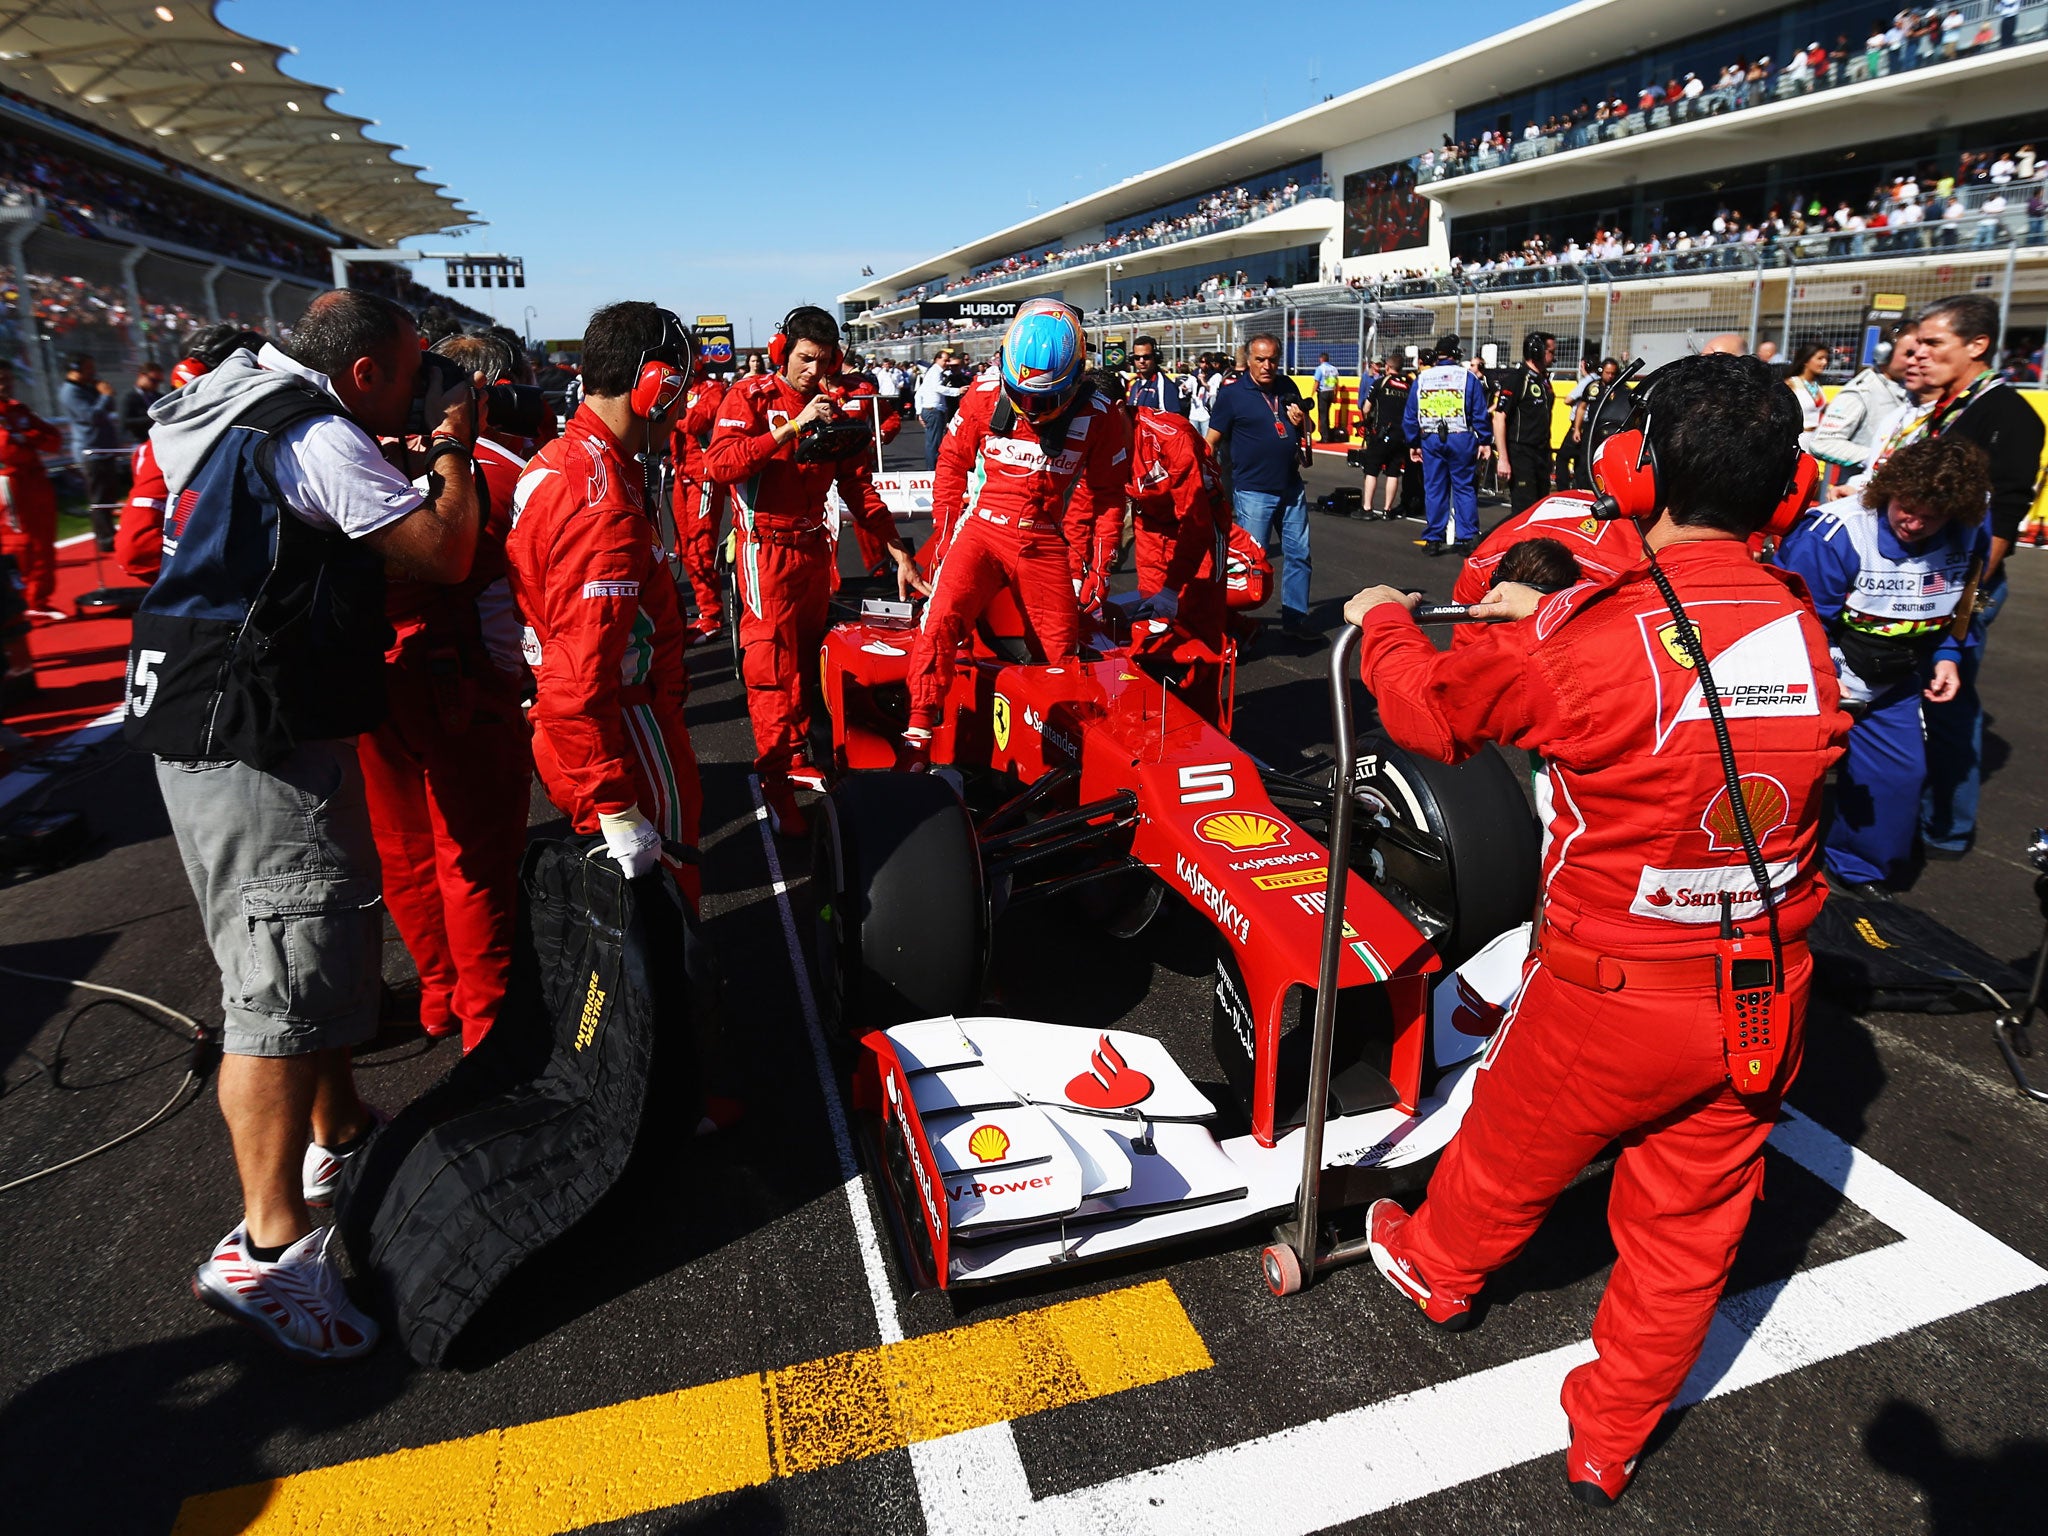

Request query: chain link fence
[{"left": 1, "top": 210, "right": 323, "bottom": 411}]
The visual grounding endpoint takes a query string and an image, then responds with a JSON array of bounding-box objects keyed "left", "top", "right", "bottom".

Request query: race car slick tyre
[
  {"left": 1262, "top": 1242, "right": 1305, "bottom": 1298},
  {"left": 818, "top": 771, "right": 986, "bottom": 1030},
  {"left": 1354, "top": 737, "right": 1537, "bottom": 974}
]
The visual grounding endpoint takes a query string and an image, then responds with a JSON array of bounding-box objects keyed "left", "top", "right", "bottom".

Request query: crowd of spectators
[
  {"left": 1420, "top": 6, "right": 2040, "bottom": 182},
  {"left": 0, "top": 125, "right": 330, "bottom": 280},
  {"left": 900, "top": 179, "right": 1331, "bottom": 304},
  {"left": 0, "top": 266, "right": 216, "bottom": 360},
  {"left": 1389, "top": 143, "right": 2047, "bottom": 297}
]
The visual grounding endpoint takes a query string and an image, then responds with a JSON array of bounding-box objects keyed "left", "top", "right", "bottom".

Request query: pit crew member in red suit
[
  {"left": 670, "top": 362, "right": 727, "bottom": 643},
  {"left": 0, "top": 362, "right": 66, "bottom": 620},
  {"left": 359, "top": 333, "right": 535, "bottom": 1050},
  {"left": 1447, "top": 492, "right": 1643, "bottom": 646},
  {"left": 902, "top": 300, "right": 1126, "bottom": 765},
  {"left": 704, "top": 306, "right": 922, "bottom": 836},
  {"left": 1119, "top": 378, "right": 1228, "bottom": 650},
  {"left": 1342, "top": 354, "right": 1847, "bottom": 1508},
  {"left": 505, "top": 302, "right": 703, "bottom": 906},
  {"left": 115, "top": 328, "right": 268, "bottom": 584}
]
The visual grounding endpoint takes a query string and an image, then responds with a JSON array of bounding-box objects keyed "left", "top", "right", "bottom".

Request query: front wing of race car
[
  {"left": 852, "top": 927, "right": 1528, "bottom": 1291},
  {"left": 820, "top": 612, "right": 1448, "bottom": 1146}
]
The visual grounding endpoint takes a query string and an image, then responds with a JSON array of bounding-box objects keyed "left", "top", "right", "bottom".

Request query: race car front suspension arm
[{"left": 981, "top": 790, "right": 1140, "bottom": 877}]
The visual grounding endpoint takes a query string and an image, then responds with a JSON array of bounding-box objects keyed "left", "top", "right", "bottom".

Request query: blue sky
[{"left": 226, "top": 1, "right": 1553, "bottom": 343}]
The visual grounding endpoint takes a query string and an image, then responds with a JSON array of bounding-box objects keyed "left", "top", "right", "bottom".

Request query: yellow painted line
[{"left": 173, "top": 1278, "right": 1210, "bottom": 1536}]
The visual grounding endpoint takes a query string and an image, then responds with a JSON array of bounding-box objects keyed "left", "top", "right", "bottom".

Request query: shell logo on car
[
  {"left": 967, "top": 1124, "right": 1012, "bottom": 1164},
  {"left": 1194, "top": 811, "right": 1288, "bottom": 851}
]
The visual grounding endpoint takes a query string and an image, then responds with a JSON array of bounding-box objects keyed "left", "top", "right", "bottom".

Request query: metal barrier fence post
[
  {"left": 1998, "top": 242, "right": 2018, "bottom": 357},
  {"left": 1577, "top": 272, "right": 1590, "bottom": 363},
  {"left": 1747, "top": 259, "right": 1764, "bottom": 351},
  {"left": 1780, "top": 255, "right": 1798, "bottom": 357}
]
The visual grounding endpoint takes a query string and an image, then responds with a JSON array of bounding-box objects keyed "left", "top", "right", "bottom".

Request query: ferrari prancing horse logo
[{"left": 992, "top": 694, "right": 1012, "bottom": 751}]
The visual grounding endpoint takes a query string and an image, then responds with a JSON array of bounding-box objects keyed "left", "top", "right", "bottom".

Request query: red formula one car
[{"left": 812, "top": 591, "right": 1540, "bottom": 1293}]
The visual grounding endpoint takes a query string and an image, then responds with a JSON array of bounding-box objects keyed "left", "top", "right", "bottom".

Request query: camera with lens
[
  {"left": 405, "top": 352, "right": 471, "bottom": 437},
  {"left": 480, "top": 382, "right": 550, "bottom": 440},
  {"left": 941, "top": 362, "right": 973, "bottom": 389},
  {"left": 794, "top": 415, "right": 874, "bottom": 464}
]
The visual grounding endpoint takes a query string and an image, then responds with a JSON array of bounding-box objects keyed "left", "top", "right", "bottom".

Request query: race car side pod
[
  {"left": 1993, "top": 829, "right": 2048, "bottom": 1105},
  {"left": 1262, "top": 624, "right": 1379, "bottom": 1296}
]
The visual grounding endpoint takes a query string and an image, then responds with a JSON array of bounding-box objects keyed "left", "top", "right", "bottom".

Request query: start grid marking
[{"left": 910, "top": 1107, "right": 2048, "bottom": 1535}]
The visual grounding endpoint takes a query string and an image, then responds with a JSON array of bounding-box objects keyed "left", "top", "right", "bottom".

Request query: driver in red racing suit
[
  {"left": 505, "top": 302, "right": 702, "bottom": 906},
  {"left": 670, "top": 366, "right": 727, "bottom": 643},
  {"left": 1343, "top": 355, "right": 1847, "bottom": 1508},
  {"left": 903, "top": 301, "right": 1125, "bottom": 764}
]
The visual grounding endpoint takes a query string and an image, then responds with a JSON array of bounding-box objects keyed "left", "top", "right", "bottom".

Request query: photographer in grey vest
[{"left": 129, "top": 289, "right": 481, "bottom": 1361}]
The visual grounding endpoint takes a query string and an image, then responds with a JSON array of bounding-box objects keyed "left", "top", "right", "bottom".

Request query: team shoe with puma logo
[
  {"left": 1364, "top": 1197, "right": 1476, "bottom": 1331},
  {"left": 1564, "top": 1420, "right": 1638, "bottom": 1508}
]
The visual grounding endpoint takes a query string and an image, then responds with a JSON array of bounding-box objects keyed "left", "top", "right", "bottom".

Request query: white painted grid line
[
  {"left": 749, "top": 774, "right": 904, "bottom": 1347},
  {"left": 917, "top": 1106, "right": 2047, "bottom": 1536}
]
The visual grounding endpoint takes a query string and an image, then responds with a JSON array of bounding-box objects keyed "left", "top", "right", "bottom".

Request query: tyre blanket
[{"left": 335, "top": 837, "right": 700, "bottom": 1365}]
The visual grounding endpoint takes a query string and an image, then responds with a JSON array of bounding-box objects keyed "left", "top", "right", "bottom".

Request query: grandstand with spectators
[
  {"left": 841, "top": 0, "right": 2048, "bottom": 386},
  {"left": 0, "top": 1, "right": 486, "bottom": 411}
]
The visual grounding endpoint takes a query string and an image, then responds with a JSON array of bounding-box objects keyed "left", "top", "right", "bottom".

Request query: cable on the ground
[{"left": 0, "top": 962, "right": 217, "bottom": 1193}]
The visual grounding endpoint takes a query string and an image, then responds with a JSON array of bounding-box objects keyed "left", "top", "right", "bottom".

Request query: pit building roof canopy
[{"left": 0, "top": 0, "right": 474, "bottom": 243}]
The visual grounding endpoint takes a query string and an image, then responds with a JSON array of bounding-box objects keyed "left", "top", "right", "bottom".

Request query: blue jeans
[
  {"left": 1233, "top": 485, "right": 1311, "bottom": 618},
  {"left": 1921, "top": 575, "right": 2006, "bottom": 851}
]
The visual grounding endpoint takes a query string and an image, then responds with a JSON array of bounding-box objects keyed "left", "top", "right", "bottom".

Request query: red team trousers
[
  {"left": 357, "top": 666, "right": 532, "bottom": 1049},
  {"left": 735, "top": 527, "right": 834, "bottom": 776},
  {"left": 1401, "top": 950, "right": 1809, "bottom": 1463},
  {"left": 907, "top": 517, "right": 1079, "bottom": 732},
  {"left": 674, "top": 472, "right": 724, "bottom": 624}
]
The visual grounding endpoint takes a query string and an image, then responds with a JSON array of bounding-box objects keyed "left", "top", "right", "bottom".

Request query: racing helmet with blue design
[{"left": 999, "top": 299, "right": 1087, "bottom": 425}]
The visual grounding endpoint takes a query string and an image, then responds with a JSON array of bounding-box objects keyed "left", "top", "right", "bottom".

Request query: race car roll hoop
[{"left": 817, "top": 593, "right": 1538, "bottom": 1294}]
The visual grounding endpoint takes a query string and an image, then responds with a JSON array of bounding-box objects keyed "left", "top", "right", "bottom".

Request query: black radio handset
[{"left": 1645, "top": 552, "right": 1791, "bottom": 1095}]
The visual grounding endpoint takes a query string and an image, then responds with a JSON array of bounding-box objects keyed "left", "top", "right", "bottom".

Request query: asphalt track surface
[{"left": 3, "top": 429, "right": 2046, "bottom": 1535}]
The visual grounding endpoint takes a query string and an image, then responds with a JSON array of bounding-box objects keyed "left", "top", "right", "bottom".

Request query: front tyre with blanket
[
  {"left": 817, "top": 772, "right": 986, "bottom": 1030},
  {"left": 1352, "top": 735, "right": 1538, "bottom": 973}
]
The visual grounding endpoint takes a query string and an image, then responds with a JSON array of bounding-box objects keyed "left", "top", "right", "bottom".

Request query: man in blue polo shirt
[{"left": 1207, "top": 333, "right": 1312, "bottom": 635}]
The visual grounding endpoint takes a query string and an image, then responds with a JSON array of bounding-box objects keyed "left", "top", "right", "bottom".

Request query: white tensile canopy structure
[{"left": 0, "top": 0, "right": 473, "bottom": 243}]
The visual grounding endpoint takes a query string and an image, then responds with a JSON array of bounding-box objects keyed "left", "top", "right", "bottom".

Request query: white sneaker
[
  {"left": 190, "top": 1223, "right": 380, "bottom": 1361},
  {"left": 302, "top": 1104, "right": 388, "bottom": 1207}
]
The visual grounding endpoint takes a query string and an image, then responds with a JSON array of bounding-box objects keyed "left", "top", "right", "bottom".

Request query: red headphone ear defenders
[
  {"left": 767, "top": 305, "right": 842, "bottom": 376},
  {"left": 629, "top": 308, "right": 697, "bottom": 419},
  {"left": 1588, "top": 359, "right": 1815, "bottom": 534},
  {"left": 1590, "top": 425, "right": 1658, "bottom": 521}
]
